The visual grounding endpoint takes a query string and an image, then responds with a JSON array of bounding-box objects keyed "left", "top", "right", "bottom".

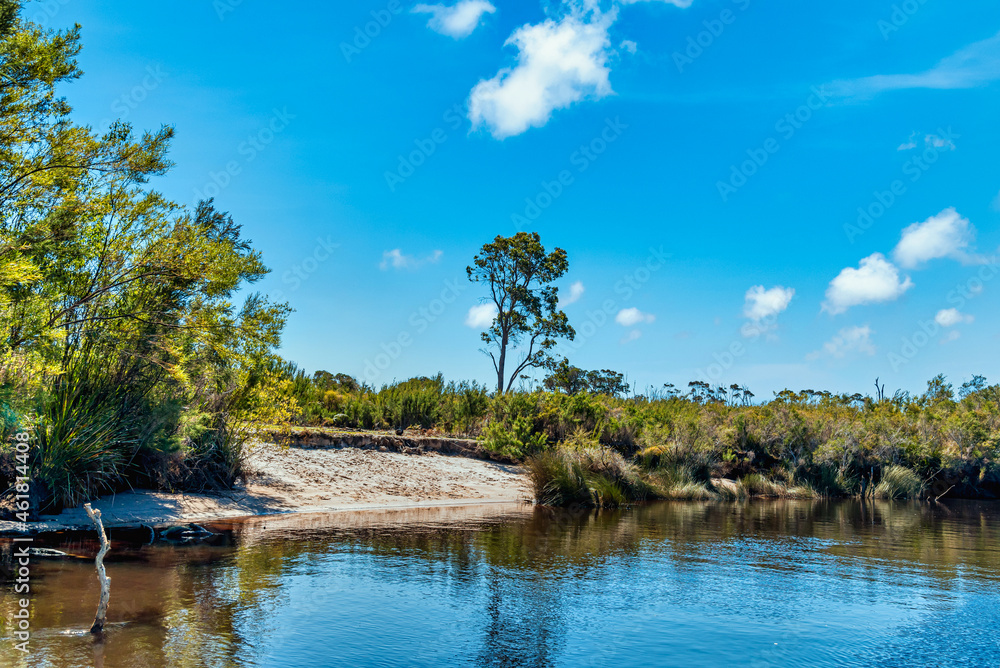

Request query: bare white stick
[{"left": 83, "top": 503, "right": 111, "bottom": 634}]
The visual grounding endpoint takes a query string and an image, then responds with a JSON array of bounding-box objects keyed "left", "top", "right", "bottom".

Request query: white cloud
[
  {"left": 465, "top": 303, "right": 498, "bottom": 328},
  {"left": 380, "top": 249, "right": 443, "bottom": 270},
  {"left": 621, "top": 329, "right": 642, "bottom": 344},
  {"left": 809, "top": 325, "right": 876, "bottom": 360},
  {"left": 468, "top": 7, "right": 615, "bottom": 139},
  {"left": 413, "top": 1, "right": 496, "bottom": 39},
  {"left": 619, "top": 39, "right": 637, "bottom": 54},
  {"left": 743, "top": 285, "right": 795, "bottom": 321},
  {"left": 935, "top": 308, "right": 974, "bottom": 327},
  {"left": 823, "top": 253, "right": 913, "bottom": 315},
  {"left": 898, "top": 131, "right": 955, "bottom": 152},
  {"left": 615, "top": 307, "right": 655, "bottom": 327},
  {"left": 558, "top": 280, "right": 585, "bottom": 307},
  {"left": 892, "top": 208, "right": 979, "bottom": 268},
  {"left": 742, "top": 285, "right": 794, "bottom": 339},
  {"left": 830, "top": 31, "right": 1000, "bottom": 98}
]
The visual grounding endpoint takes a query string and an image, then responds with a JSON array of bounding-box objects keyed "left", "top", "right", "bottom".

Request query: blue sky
[{"left": 36, "top": 0, "right": 1000, "bottom": 397}]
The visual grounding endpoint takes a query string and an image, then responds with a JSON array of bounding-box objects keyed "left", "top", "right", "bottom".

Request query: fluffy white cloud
[
  {"left": 810, "top": 325, "right": 876, "bottom": 359},
  {"left": 892, "top": 208, "right": 978, "bottom": 268},
  {"left": 830, "top": 31, "right": 1000, "bottom": 98},
  {"left": 615, "top": 307, "right": 655, "bottom": 326},
  {"left": 743, "top": 285, "right": 795, "bottom": 321},
  {"left": 742, "top": 285, "right": 794, "bottom": 339},
  {"left": 558, "top": 280, "right": 585, "bottom": 307},
  {"left": 412, "top": 1, "right": 496, "bottom": 39},
  {"left": 619, "top": 39, "right": 637, "bottom": 54},
  {"left": 380, "top": 249, "right": 443, "bottom": 270},
  {"left": 823, "top": 253, "right": 913, "bottom": 315},
  {"left": 469, "top": 8, "right": 615, "bottom": 139},
  {"left": 465, "top": 303, "right": 498, "bottom": 328},
  {"left": 935, "top": 308, "right": 974, "bottom": 327}
]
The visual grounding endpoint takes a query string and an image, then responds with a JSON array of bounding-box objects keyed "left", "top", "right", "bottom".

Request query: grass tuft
[{"left": 873, "top": 466, "right": 923, "bottom": 499}]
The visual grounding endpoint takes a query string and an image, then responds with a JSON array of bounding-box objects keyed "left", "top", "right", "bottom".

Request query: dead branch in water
[{"left": 83, "top": 503, "right": 111, "bottom": 634}]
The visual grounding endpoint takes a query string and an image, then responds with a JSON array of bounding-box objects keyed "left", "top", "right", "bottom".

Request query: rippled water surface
[{"left": 2, "top": 499, "right": 999, "bottom": 667}]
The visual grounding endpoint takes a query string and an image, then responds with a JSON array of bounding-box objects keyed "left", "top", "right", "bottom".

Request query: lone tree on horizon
[{"left": 467, "top": 232, "right": 575, "bottom": 393}]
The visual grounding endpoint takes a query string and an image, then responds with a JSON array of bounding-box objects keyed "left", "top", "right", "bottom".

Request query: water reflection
[{"left": 1, "top": 499, "right": 998, "bottom": 667}]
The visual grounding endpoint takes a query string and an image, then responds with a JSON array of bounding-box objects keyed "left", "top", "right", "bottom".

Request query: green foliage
[
  {"left": 0, "top": 4, "right": 294, "bottom": 511},
  {"left": 542, "top": 359, "right": 630, "bottom": 397},
  {"left": 283, "top": 368, "right": 1000, "bottom": 504},
  {"left": 33, "top": 374, "right": 134, "bottom": 512},
  {"left": 467, "top": 232, "right": 575, "bottom": 393},
  {"left": 483, "top": 416, "right": 548, "bottom": 459}
]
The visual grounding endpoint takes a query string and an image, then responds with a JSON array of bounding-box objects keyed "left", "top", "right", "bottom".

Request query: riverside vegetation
[
  {"left": 0, "top": 1, "right": 996, "bottom": 518},
  {"left": 281, "top": 370, "right": 1000, "bottom": 507},
  {"left": 0, "top": 2, "right": 294, "bottom": 515}
]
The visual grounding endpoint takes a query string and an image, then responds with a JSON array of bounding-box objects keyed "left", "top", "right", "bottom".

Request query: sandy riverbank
[{"left": 0, "top": 443, "right": 532, "bottom": 533}]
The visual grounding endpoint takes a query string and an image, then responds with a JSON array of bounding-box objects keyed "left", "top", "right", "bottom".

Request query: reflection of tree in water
[{"left": 476, "top": 567, "right": 564, "bottom": 668}]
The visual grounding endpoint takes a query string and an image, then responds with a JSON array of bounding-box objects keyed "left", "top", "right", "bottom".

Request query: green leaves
[
  {"left": 0, "top": 3, "right": 294, "bottom": 501},
  {"left": 467, "top": 232, "right": 575, "bottom": 393}
]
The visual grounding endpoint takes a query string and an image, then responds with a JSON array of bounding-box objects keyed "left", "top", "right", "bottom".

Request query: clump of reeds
[
  {"left": 873, "top": 465, "right": 923, "bottom": 499},
  {"left": 526, "top": 437, "right": 654, "bottom": 508},
  {"left": 739, "top": 473, "right": 786, "bottom": 497}
]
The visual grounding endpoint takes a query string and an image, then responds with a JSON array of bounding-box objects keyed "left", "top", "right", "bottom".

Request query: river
[{"left": 2, "top": 499, "right": 998, "bottom": 667}]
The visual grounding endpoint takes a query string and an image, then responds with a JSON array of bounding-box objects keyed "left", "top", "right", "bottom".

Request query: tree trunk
[
  {"left": 84, "top": 503, "right": 111, "bottom": 634},
  {"left": 497, "top": 336, "right": 507, "bottom": 394}
]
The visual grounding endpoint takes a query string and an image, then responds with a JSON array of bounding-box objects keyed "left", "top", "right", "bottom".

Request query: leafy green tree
[
  {"left": 543, "top": 360, "right": 630, "bottom": 398},
  {"left": 467, "top": 232, "right": 574, "bottom": 393},
  {"left": 586, "top": 369, "right": 629, "bottom": 397},
  {"left": 0, "top": 2, "right": 293, "bottom": 505},
  {"left": 543, "top": 359, "right": 589, "bottom": 395}
]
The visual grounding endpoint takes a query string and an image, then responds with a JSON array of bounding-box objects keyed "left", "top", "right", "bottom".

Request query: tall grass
[
  {"left": 33, "top": 376, "right": 136, "bottom": 512},
  {"left": 527, "top": 443, "right": 654, "bottom": 508},
  {"left": 873, "top": 466, "right": 923, "bottom": 499}
]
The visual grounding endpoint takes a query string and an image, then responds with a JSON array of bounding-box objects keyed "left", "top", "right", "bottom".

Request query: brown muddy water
[{"left": 1, "top": 499, "right": 999, "bottom": 667}]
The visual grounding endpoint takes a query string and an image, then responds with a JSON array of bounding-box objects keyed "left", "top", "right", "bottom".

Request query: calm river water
[{"left": 2, "top": 499, "right": 999, "bottom": 667}]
